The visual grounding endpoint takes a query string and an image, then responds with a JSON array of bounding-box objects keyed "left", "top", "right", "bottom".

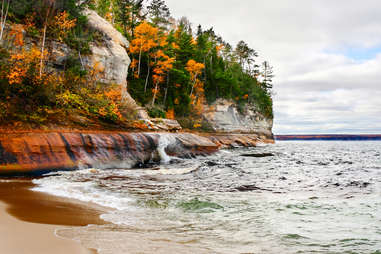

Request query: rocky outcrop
[
  {"left": 1, "top": 11, "right": 141, "bottom": 115},
  {"left": 0, "top": 132, "right": 218, "bottom": 176},
  {"left": 202, "top": 99, "right": 273, "bottom": 138},
  {"left": 0, "top": 130, "right": 277, "bottom": 176},
  {"left": 83, "top": 9, "right": 130, "bottom": 87},
  {"left": 206, "top": 133, "right": 274, "bottom": 149}
]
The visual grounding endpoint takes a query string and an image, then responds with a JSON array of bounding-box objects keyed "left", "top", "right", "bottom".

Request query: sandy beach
[{"left": 0, "top": 180, "right": 106, "bottom": 254}]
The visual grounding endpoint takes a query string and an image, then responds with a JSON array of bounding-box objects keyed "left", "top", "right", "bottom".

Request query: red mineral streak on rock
[{"left": 0, "top": 131, "right": 272, "bottom": 175}]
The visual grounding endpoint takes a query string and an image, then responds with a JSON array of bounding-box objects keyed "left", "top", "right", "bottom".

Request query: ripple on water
[{"left": 33, "top": 141, "right": 381, "bottom": 254}]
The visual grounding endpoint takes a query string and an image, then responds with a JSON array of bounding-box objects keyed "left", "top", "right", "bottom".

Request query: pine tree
[
  {"left": 147, "top": 0, "right": 170, "bottom": 28},
  {"left": 261, "top": 61, "right": 274, "bottom": 92}
]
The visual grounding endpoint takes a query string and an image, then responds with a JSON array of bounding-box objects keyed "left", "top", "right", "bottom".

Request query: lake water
[{"left": 32, "top": 141, "right": 381, "bottom": 254}]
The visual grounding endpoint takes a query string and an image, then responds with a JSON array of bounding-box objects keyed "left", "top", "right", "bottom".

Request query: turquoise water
[{"left": 34, "top": 141, "right": 381, "bottom": 254}]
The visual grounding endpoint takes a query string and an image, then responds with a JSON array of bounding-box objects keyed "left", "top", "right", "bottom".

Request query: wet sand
[{"left": 0, "top": 180, "right": 107, "bottom": 254}]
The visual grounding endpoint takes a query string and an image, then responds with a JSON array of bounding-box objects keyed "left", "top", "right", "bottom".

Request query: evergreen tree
[
  {"left": 147, "top": 0, "right": 170, "bottom": 28},
  {"left": 261, "top": 61, "right": 274, "bottom": 92}
]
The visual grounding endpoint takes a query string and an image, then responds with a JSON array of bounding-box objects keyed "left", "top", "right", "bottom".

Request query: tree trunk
[
  {"left": 0, "top": 0, "right": 9, "bottom": 42},
  {"left": 137, "top": 45, "right": 142, "bottom": 77},
  {"left": 189, "top": 74, "right": 198, "bottom": 98},
  {"left": 152, "top": 80, "right": 159, "bottom": 106},
  {"left": 163, "top": 73, "right": 169, "bottom": 106},
  {"left": 40, "top": 14, "right": 49, "bottom": 78},
  {"left": 144, "top": 57, "right": 150, "bottom": 93}
]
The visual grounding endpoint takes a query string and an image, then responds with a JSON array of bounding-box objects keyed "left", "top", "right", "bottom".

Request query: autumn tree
[
  {"left": 129, "top": 21, "right": 159, "bottom": 78},
  {"left": 151, "top": 50, "right": 174, "bottom": 106},
  {"left": 39, "top": 0, "right": 57, "bottom": 78},
  {"left": 185, "top": 59, "right": 204, "bottom": 98},
  {"left": 51, "top": 11, "right": 77, "bottom": 42}
]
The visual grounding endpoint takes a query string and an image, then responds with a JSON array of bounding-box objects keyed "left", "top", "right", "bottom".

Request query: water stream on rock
[{"left": 32, "top": 141, "right": 381, "bottom": 254}]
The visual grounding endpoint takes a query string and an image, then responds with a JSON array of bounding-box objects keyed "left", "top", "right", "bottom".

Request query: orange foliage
[
  {"left": 151, "top": 50, "right": 174, "bottom": 105},
  {"left": 9, "top": 24, "right": 24, "bottom": 47},
  {"left": 166, "top": 108, "right": 175, "bottom": 119},
  {"left": 129, "top": 22, "right": 159, "bottom": 54},
  {"left": 52, "top": 11, "right": 76, "bottom": 42},
  {"left": 216, "top": 44, "right": 224, "bottom": 52},
  {"left": 185, "top": 60, "right": 204, "bottom": 81},
  {"left": 7, "top": 47, "right": 44, "bottom": 85},
  {"left": 186, "top": 60, "right": 205, "bottom": 114},
  {"left": 132, "top": 121, "right": 149, "bottom": 130},
  {"left": 171, "top": 42, "right": 180, "bottom": 50}
]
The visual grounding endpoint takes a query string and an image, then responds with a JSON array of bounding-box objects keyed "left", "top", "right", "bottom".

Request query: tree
[
  {"left": 39, "top": 0, "right": 56, "bottom": 78},
  {"left": 0, "top": 0, "right": 10, "bottom": 41},
  {"left": 261, "top": 61, "right": 274, "bottom": 92},
  {"left": 235, "top": 40, "right": 258, "bottom": 72},
  {"left": 129, "top": 21, "right": 159, "bottom": 78},
  {"left": 151, "top": 50, "right": 174, "bottom": 106},
  {"left": 185, "top": 59, "right": 204, "bottom": 98},
  {"left": 147, "top": 0, "right": 170, "bottom": 28},
  {"left": 51, "top": 10, "right": 76, "bottom": 42},
  {"left": 115, "top": 0, "right": 145, "bottom": 39}
]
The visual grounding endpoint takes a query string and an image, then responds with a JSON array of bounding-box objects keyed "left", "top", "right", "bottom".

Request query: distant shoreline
[{"left": 275, "top": 134, "right": 381, "bottom": 141}]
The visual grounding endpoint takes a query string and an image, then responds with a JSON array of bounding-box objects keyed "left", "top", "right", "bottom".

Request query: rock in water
[{"left": 240, "top": 153, "right": 274, "bottom": 158}]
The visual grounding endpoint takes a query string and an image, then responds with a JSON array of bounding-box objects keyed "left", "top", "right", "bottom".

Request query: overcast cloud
[{"left": 165, "top": 0, "right": 381, "bottom": 134}]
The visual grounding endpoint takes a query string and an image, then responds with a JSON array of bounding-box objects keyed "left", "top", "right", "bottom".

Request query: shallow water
[{"left": 32, "top": 141, "right": 381, "bottom": 254}]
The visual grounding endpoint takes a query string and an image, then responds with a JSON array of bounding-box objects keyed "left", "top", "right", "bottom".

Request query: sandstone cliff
[
  {"left": 202, "top": 99, "right": 273, "bottom": 139},
  {"left": 0, "top": 131, "right": 274, "bottom": 176}
]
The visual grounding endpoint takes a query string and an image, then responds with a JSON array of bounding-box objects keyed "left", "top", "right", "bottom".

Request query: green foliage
[
  {"left": 147, "top": 106, "right": 166, "bottom": 118},
  {"left": 125, "top": 8, "right": 274, "bottom": 121},
  {"left": 1, "top": 0, "right": 274, "bottom": 128}
]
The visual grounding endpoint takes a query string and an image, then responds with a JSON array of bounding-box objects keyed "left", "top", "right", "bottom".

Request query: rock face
[
  {"left": 82, "top": 10, "right": 130, "bottom": 88},
  {"left": 0, "top": 132, "right": 219, "bottom": 175},
  {"left": 202, "top": 99, "right": 273, "bottom": 138},
  {"left": 82, "top": 9, "right": 140, "bottom": 107},
  {"left": 1, "top": 11, "right": 139, "bottom": 111},
  {"left": 0, "top": 131, "right": 276, "bottom": 176}
]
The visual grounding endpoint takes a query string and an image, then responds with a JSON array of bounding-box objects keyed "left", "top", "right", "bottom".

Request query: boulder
[{"left": 202, "top": 99, "right": 273, "bottom": 137}]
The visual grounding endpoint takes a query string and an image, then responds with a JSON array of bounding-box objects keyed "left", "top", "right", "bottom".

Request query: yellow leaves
[
  {"left": 105, "top": 12, "right": 113, "bottom": 23},
  {"left": 88, "top": 61, "right": 105, "bottom": 84},
  {"left": 52, "top": 11, "right": 76, "bottom": 42},
  {"left": 7, "top": 46, "right": 43, "bottom": 85},
  {"left": 166, "top": 108, "right": 175, "bottom": 119},
  {"left": 130, "top": 22, "right": 159, "bottom": 54},
  {"left": 193, "top": 123, "right": 202, "bottom": 129},
  {"left": 159, "top": 36, "right": 168, "bottom": 47},
  {"left": 243, "top": 94, "right": 249, "bottom": 100},
  {"left": 130, "top": 59, "right": 138, "bottom": 69},
  {"left": 9, "top": 24, "right": 25, "bottom": 47},
  {"left": 186, "top": 60, "right": 206, "bottom": 115},
  {"left": 105, "top": 88, "right": 122, "bottom": 102},
  {"left": 216, "top": 44, "right": 224, "bottom": 53},
  {"left": 185, "top": 59, "right": 205, "bottom": 78},
  {"left": 7, "top": 66, "right": 27, "bottom": 85},
  {"left": 174, "top": 98, "right": 180, "bottom": 105},
  {"left": 171, "top": 42, "right": 180, "bottom": 50}
]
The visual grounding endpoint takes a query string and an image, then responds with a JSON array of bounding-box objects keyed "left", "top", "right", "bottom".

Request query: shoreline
[{"left": 0, "top": 180, "right": 107, "bottom": 254}]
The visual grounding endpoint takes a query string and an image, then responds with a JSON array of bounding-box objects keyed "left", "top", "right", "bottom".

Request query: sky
[{"left": 164, "top": 0, "right": 381, "bottom": 134}]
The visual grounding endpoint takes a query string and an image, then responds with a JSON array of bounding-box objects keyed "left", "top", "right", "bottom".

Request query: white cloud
[{"left": 165, "top": 0, "right": 381, "bottom": 134}]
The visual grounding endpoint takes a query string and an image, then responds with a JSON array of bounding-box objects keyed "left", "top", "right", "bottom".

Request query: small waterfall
[{"left": 157, "top": 134, "right": 173, "bottom": 164}]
